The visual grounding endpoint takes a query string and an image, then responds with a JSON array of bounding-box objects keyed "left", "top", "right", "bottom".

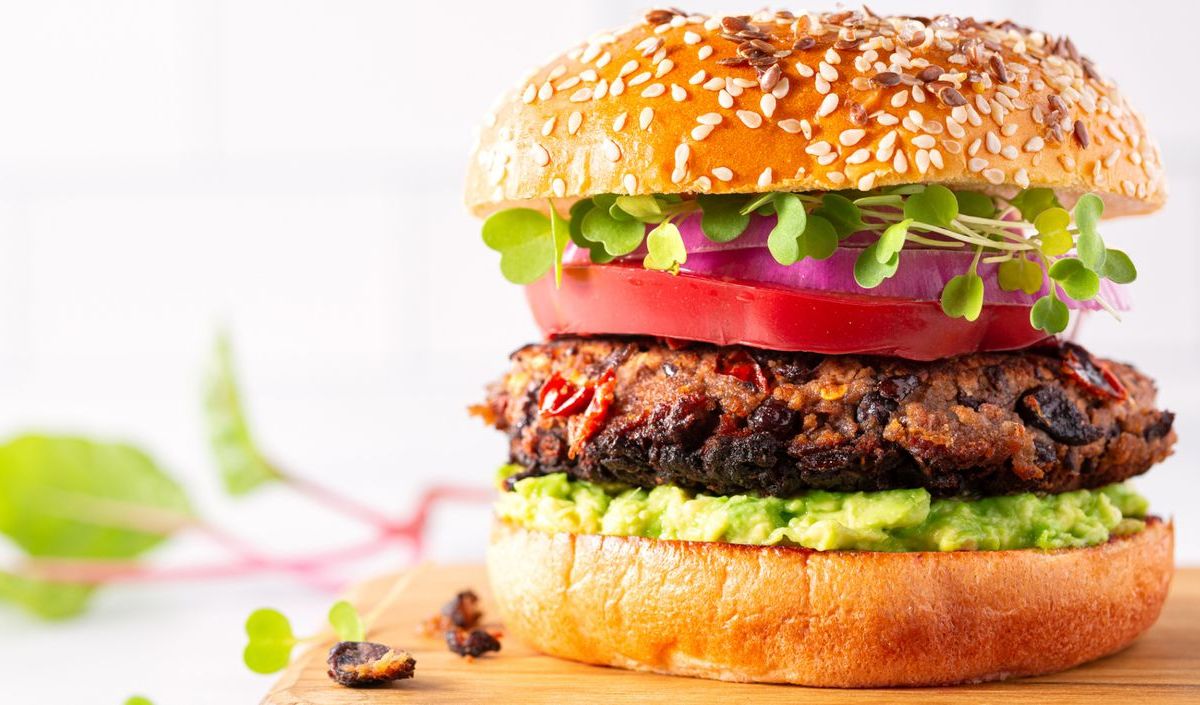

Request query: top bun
[{"left": 466, "top": 8, "right": 1165, "bottom": 217}]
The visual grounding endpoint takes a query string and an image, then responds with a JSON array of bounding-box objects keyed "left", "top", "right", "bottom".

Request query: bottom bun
[{"left": 486, "top": 519, "right": 1173, "bottom": 687}]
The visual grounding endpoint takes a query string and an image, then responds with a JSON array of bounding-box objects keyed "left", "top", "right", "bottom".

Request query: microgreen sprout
[
  {"left": 480, "top": 184, "right": 1135, "bottom": 335},
  {"left": 243, "top": 600, "right": 367, "bottom": 674}
]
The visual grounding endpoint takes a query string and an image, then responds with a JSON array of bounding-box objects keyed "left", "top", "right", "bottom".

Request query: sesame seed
[
  {"left": 718, "top": 90, "right": 734, "bottom": 109},
  {"left": 737, "top": 110, "right": 763, "bottom": 128},
  {"left": 846, "top": 148, "right": 870, "bottom": 164},
  {"left": 929, "top": 149, "right": 944, "bottom": 169},
  {"left": 1015, "top": 168, "right": 1030, "bottom": 188},
  {"left": 760, "top": 93, "right": 777, "bottom": 117},
  {"left": 778, "top": 119, "right": 803, "bottom": 133},
  {"left": 698, "top": 45, "right": 713, "bottom": 60},
  {"left": 795, "top": 63, "right": 815, "bottom": 78},
  {"left": 639, "top": 107, "right": 654, "bottom": 130},
  {"left": 623, "top": 173, "right": 637, "bottom": 194},
  {"left": 893, "top": 150, "right": 908, "bottom": 173},
  {"left": 816, "top": 93, "right": 839, "bottom": 118},
  {"left": 982, "top": 168, "right": 1005, "bottom": 185},
  {"left": 671, "top": 84, "right": 687, "bottom": 101},
  {"left": 675, "top": 143, "right": 690, "bottom": 166},
  {"left": 592, "top": 79, "right": 608, "bottom": 100},
  {"left": 915, "top": 149, "right": 930, "bottom": 174},
  {"left": 912, "top": 134, "right": 936, "bottom": 149},
  {"left": 968, "top": 157, "right": 987, "bottom": 172},
  {"left": 531, "top": 143, "right": 549, "bottom": 166},
  {"left": 819, "top": 61, "right": 839, "bottom": 81},
  {"left": 694, "top": 176, "right": 712, "bottom": 192},
  {"left": 691, "top": 124, "right": 714, "bottom": 140},
  {"left": 684, "top": 31, "right": 702, "bottom": 45},
  {"left": 805, "top": 141, "right": 832, "bottom": 156},
  {"left": 815, "top": 76, "right": 831, "bottom": 94},
  {"left": 697, "top": 112, "right": 723, "bottom": 125},
  {"left": 985, "top": 131, "right": 1001, "bottom": 154},
  {"left": 641, "top": 83, "right": 666, "bottom": 98},
  {"left": 656, "top": 59, "right": 674, "bottom": 78},
  {"left": 521, "top": 84, "right": 536, "bottom": 103},
  {"left": 772, "top": 76, "right": 790, "bottom": 99},
  {"left": 569, "top": 87, "right": 591, "bottom": 102},
  {"left": 628, "top": 71, "right": 651, "bottom": 87},
  {"left": 610, "top": 77, "right": 625, "bottom": 96},
  {"left": 712, "top": 166, "right": 734, "bottom": 181},
  {"left": 552, "top": 177, "right": 566, "bottom": 197},
  {"left": 1024, "top": 136, "right": 1045, "bottom": 152},
  {"left": 618, "top": 60, "right": 638, "bottom": 77},
  {"left": 758, "top": 168, "right": 773, "bottom": 188},
  {"left": 612, "top": 112, "right": 627, "bottom": 131},
  {"left": 703, "top": 76, "right": 724, "bottom": 90},
  {"left": 602, "top": 139, "right": 621, "bottom": 162},
  {"left": 1001, "top": 145, "right": 1018, "bottom": 160},
  {"left": 538, "top": 82, "right": 553, "bottom": 101},
  {"left": 839, "top": 128, "right": 866, "bottom": 146},
  {"left": 689, "top": 70, "right": 706, "bottom": 85},
  {"left": 857, "top": 172, "right": 877, "bottom": 190},
  {"left": 568, "top": 112, "right": 582, "bottom": 135},
  {"left": 541, "top": 117, "right": 556, "bottom": 136}
]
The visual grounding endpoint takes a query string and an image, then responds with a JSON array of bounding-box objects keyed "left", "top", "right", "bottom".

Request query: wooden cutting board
[{"left": 263, "top": 565, "right": 1200, "bottom": 704}]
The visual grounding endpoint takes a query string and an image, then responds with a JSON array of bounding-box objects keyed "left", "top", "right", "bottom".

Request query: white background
[{"left": 0, "top": 1, "right": 1196, "bottom": 703}]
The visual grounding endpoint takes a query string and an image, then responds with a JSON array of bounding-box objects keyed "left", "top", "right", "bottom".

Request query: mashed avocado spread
[{"left": 495, "top": 468, "right": 1148, "bottom": 552}]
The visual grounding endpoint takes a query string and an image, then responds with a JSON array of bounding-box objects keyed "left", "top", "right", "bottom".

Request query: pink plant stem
[{"left": 280, "top": 472, "right": 400, "bottom": 531}]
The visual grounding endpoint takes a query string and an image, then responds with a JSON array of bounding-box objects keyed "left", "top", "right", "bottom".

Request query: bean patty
[{"left": 477, "top": 337, "right": 1175, "bottom": 498}]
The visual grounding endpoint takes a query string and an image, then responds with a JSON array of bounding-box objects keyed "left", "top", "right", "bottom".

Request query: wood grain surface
[{"left": 263, "top": 564, "right": 1200, "bottom": 704}]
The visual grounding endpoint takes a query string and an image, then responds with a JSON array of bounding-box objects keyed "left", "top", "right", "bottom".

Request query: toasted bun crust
[
  {"left": 467, "top": 9, "right": 1164, "bottom": 217},
  {"left": 487, "top": 518, "right": 1173, "bottom": 687}
]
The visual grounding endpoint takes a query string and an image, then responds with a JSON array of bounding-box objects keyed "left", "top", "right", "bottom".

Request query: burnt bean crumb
[
  {"left": 327, "top": 641, "right": 416, "bottom": 688},
  {"left": 1018, "top": 385, "right": 1103, "bottom": 446},
  {"left": 1144, "top": 411, "right": 1175, "bottom": 441},
  {"left": 445, "top": 628, "right": 502, "bottom": 658},
  {"left": 747, "top": 398, "right": 799, "bottom": 437},
  {"left": 441, "top": 590, "right": 483, "bottom": 630}
]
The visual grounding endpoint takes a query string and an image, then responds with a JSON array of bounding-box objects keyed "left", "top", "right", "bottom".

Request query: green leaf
[
  {"left": 997, "top": 258, "right": 1044, "bottom": 295},
  {"left": 0, "top": 572, "right": 94, "bottom": 620},
  {"left": 904, "top": 184, "right": 958, "bottom": 229},
  {"left": 244, "top": 608, "right": 298, "bottom": 675},
  {"left": 1074, "top": 193, "right": 1106, "bottom": 271},
  {"left": 696, "top": 194, "right": 752, "bottom": 243},
  {"left": 481, "top": 208, "right": 555, "bottom": 284},
  {"left": 1009, "top": 188, "right": 1062, "bottom": 222},
  {"left": 940, "top": 273, "right": 985, "bottom": 321},
  {"left": 954, "top": 191, "right": 997, "bottom": 218},
  {"left": 1033, "top": 207, "right": 1072, "bottom": 256},
  {"left": 0, "top": 435, "right": 190, "bottom": 619},
  {"left": 1049, "top": 258, "right": 1101, "bottom": 301},
  {"left": 329, "top": 600, "right": 365, "bottom": 642},
  {"left": 581, "top": 203, "right": 645, "bottom": 256},
  {"left": 813, "top": 194, "right": 866, "bottom": 238},
  {"left": 204, "top": 333, "right": 280, "bottom": 496},
  {"left": 613, "top": 195, "right": 663, "bottom": 222},
  {"left": 801, "top": 216, "right": 838, "bottom": 260},
  {"left": 567, "top": 200, "right": 612, "bottom": 264},
  {"left": 766, "top": 194, "right": 807, "bottom": 265},
  {"left": 125, "top": 697, "right": 155, "bottom": 705},
  {"left": 1031, "top": 294, "right": 1070, "bottom": 334},
  {"left": 854, "top": 242, "right": 900, "bottom": 289},
  {"left": 643, "top": 221, "right": 687, "bottom": 273},
  {"left": 876, "top": 219, "right": 911, "bottom": 262},
  {"left": 739, "top": 193, "right": 777, "bottom": 216},
  {"left": 0, "top": 435, "right": 191, "bottom": 559},
  {"left": 1101, "top": 248, "right": 1137, "bottom": 284}
]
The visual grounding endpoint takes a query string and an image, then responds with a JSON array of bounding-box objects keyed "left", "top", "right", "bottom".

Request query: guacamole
[{"left": 494, "top": 469, "right": 1149, "bottom": 552}]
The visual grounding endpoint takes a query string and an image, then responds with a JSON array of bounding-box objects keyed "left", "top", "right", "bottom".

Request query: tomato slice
[{"left": 525, "top": 264, "right": 1049, "bottom": 360}]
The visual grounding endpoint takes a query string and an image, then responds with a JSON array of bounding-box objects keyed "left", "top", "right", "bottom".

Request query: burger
[{"left": 467, "top": 8, "right": 1176, "bottom": 687}]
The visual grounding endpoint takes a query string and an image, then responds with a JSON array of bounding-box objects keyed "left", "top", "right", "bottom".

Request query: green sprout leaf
[
  {"left": 329, "top": 600, "right": 365, "bottom": 642},
  {"left": 954, "top": 191, "right": 997, "bottom": 218},
  {"left": 696, "top": 194, "right": 752, "bottom": 242},
  {"left": 997, "top": 257, "right": 1044, "bottom": 295},
  {"left": 739, "top": 193, "right": 778, "bottom": 216},
  {"left": 481, "top": 208, "right": 555, "bottom": 284},
  {"left": 204, "top": 332, "right": 280, "bottom": 496},
  {"left": 613, "top": 195, "right": 663, "bottom": 222},
  {"left": 1049, "top": 258, "right": 1101, "bottom": 301},
  {"left": 940, "top": 273, "right": 985, "bottom": 321},
  {"left": 1031, "top": 294, "right": 1070, "bottom": 334},
  {"left": 1073, "top": 193, "right": 1106, "bottom": 271},
  {"left": 0, "top": 435, "right": 191, "bottom": 618},
  {"left": 904, "top": 184, "right": 958, "bottom": 229},
  {"left": 1009, "top": 187, "right": 1062, "bottom": 221},
  {"left": 854, "top": 241, "right": 899, "bottom": 289},
  {"left": 244, "top": 608, "right": 298, "bottom": 675},
  {"left": 1035, "top": 206, "right": 1073, "bottom": 256},
  {"left": 1101, "top": 248, "right": 1137, "bottom": 284},
  {"left": 125, "top": 697, "right": 155, "bottom": 705},
  {"left": 581, "top": 202, "right": 645, "bottom": 256},
  {"left": 876, "top": 218, "right": 911, "bottom": 262},
  {"left": 801, "top": 216, "right": 838, "bottom": 260},
  {"left": 766, "top": 194, "right": 808, "bottom": 265},
  {"left": 567, "top": 200, "right": 612, "bottom": 264},
  {"left": 643, "top": 221, "right": 687, "bottom": 273},
  {"left": 813, "top": 194, "right": 866, "bottom": 238}
]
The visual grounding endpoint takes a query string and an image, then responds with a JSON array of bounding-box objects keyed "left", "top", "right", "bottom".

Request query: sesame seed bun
[
  {"left": 486, "top": 518, "right": 1174, "bottom": 687},
  {"left": 466, "top": 9, "right": 1165, "bottom": 218}
]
